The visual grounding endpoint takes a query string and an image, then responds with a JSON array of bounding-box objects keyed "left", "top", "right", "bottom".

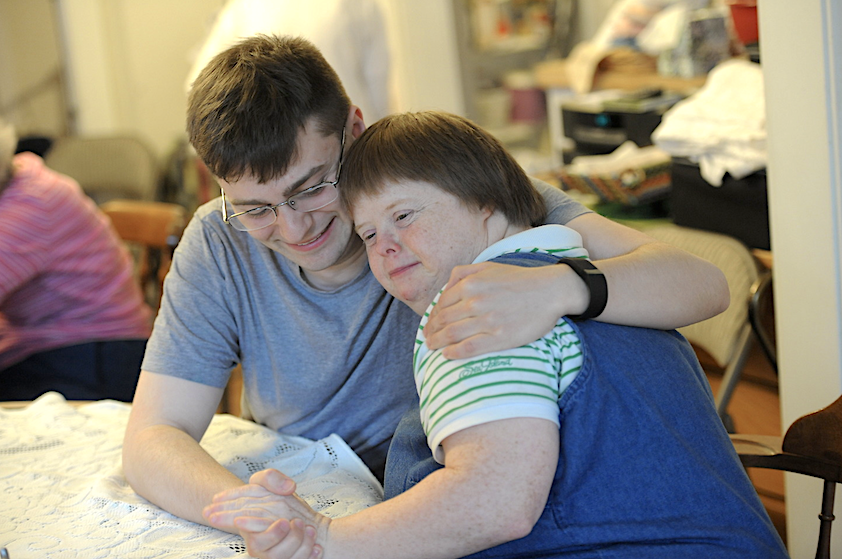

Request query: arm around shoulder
[
  {"left": 565, "top": 212, "right": 729, "bottom": 329},
  {"left": 423, "top": 211, "right": 728, "bottom": 359}
]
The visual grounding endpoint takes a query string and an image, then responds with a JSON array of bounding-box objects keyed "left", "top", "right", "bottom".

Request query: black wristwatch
[{"left": 556, "top": 258, "right": 608, "bottom": 320}]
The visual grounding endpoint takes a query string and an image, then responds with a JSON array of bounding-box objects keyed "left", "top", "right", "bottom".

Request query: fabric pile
[
  {"left": 652, "top": 59, "right": 766, "bottom": 186},
  {"left": 0, "top": 393, "right": 383, "bottom": 558}
]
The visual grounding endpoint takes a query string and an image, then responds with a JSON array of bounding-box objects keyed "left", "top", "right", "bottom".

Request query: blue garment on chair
[
  {"left": 0, "top": 339, "right": 146, "bottom": 402},
  {"left": 384, "top": 253, "right": 788, "bottom": 559}
]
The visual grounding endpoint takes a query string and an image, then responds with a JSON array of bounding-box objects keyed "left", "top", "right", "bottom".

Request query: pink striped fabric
[{"left": 0, "top": 153, "right": 152, "bottom": 369}]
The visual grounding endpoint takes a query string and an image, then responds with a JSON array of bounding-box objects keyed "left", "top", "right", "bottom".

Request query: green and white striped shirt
[{"left": 414, "top": 225, "right": 589, "bottom": 463}]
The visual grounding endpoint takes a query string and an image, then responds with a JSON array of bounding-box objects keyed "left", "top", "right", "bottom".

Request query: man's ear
[{"left": 348, "top": 105, "right": 367, "bottom": 141}]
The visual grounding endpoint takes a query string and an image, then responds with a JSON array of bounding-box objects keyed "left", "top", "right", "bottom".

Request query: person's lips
[
  {"left": 287, "top": 218, "right": 335, "bottom": 252},
  {"left": 388, "top": 262, "right": 419, "bottom": 278}
]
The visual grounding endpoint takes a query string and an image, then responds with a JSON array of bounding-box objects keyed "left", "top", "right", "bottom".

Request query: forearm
[
  {"left": 123, "top": 423, "right": 244, "bottom": 529},
  {"left": 323, "top": 473, "right": 508, "bottom": 559},
  {"left": 564, "top": 213, "right": 729, "bottom": 329},
  {"left": 122, "top": 371, "right": 244, "bottom": 530},
  {"left": 587, "top": 241, "right": 729, "bottom": 329},
  {"left": 322, "top": 420, "right": 555, "bottom": 559}
]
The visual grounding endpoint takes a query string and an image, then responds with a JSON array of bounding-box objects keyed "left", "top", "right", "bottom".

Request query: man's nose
[{"left": 271, "top": 206, "right": 314, "bottom": 242}]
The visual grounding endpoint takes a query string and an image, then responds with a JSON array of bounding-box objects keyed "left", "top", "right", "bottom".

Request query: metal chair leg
[
  {"left": 714, "top": 325, "right": 754, "bottom": 432},
  {"left": 816, "top": 479, "right": 836, "bottom": 559}
]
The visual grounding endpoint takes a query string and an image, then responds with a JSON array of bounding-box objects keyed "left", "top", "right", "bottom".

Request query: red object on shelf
[{"left": 728, "top": 0, "right": 759, "bottom": 45}]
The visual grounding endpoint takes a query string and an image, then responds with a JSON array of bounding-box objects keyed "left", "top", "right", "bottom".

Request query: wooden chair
[
  {"left": 732, "top": 394, "right": 842, "bottom": 559},
  {"left": 100, "top": 199, "right": 185, "bottom": 310}
]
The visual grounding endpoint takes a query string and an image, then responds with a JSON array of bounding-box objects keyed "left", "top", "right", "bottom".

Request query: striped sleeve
[{"left": 415, "top": 319, "right": 582, "bottom": 464}]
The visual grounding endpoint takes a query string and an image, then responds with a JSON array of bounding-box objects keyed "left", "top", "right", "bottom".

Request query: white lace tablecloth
[{"left": 0, "top": 392, "right": 383, "bottom": 558}]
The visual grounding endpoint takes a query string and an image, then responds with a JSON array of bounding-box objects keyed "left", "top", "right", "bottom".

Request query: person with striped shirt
[
  {"left": 0, "top": 119, "right": 152, "bottom": 402},
  {"left": 203, "top": 111, "right": 787, "bottom": 559}
]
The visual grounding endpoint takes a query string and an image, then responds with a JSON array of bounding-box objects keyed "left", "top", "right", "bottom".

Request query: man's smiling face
[{"left": 217, "top": 119, "right": 365, "bottom": 287}]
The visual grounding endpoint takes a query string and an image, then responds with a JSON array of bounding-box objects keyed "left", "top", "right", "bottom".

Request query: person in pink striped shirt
[{"left": 0, "top": 119, "right": 152, "bottom": 402}]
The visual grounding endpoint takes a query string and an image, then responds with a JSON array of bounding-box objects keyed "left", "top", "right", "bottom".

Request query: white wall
[
  {"left": 379, "top": 0, "right": 464, "bottom": 115},
  {"left": 56, "top": 0, "right": 118, "bottom": 134},
  {"left": 54, "top": 0, "right": 464, "bottom": 157},
  {"left": 55, "top": 0, "right": 225, "bottom": 157},
  {"left": 0, "top": 0, "right": 67, "bottom": 137},
  {"left": 7, "top": 0, "right": 595, "bottom": 157},
  {"left": 761, "top": 0, "right": 842, "bottom": 556}
]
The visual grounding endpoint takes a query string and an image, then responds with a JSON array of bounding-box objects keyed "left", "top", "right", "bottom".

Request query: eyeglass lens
[
  {"left": 228, "top": 183, "right": 338, "bottom": 231},
  {"left": 225, "top": 127, "right": 344, "bottom": 232}
]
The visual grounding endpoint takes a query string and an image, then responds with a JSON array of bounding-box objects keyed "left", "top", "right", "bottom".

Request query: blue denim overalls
[{"left": 384, "top": 252, "right": 788, "bottom": 559}]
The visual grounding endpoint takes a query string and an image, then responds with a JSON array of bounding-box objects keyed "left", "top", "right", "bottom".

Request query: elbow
[
  {"left": 121, "top": 436, "right": 141, "bottom": 487},
  {"left": 505, "top": 516, "right": 541, "bottom": 542},
  {"left": 686, "top": 256, "right": 730, "bottom": 323},
  {"left": 121, "top": 424, "right": 157, "bottom": 491},
  {"left": 491, "top": 497, "right": 546, "bottom": 543},
  {"left": 710, "top": 267, "right": 731, "bottom": 317}
]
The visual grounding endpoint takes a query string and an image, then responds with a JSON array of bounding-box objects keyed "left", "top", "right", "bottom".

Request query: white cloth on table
[
  {"left": 652, "top": 58, "right": 766, "bottom": 186},
  {"left": 0, "top": 392, "right": 382, "bottom": 558}
]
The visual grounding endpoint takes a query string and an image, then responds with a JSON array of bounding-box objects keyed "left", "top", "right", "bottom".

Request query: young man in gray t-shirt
[{"left": 122, "top": 34, "right": 729, "bottom": 530}]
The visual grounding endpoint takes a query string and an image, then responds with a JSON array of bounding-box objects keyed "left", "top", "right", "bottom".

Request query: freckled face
[{"left": 351, "top": 180, "right": 493, "bottom": 314}]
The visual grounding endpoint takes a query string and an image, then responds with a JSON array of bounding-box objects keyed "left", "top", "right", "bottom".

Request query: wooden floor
[{"left": 699, "top": 342, "right": 786, "bottom": 543}]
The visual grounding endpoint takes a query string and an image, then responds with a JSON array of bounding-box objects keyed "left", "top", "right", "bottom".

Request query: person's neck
[
  {"left": 301, "top": 238, "right": 369, "bottom": 291},
  {"left": 486, "top": 212, "right": 530, "bottom": 249}
]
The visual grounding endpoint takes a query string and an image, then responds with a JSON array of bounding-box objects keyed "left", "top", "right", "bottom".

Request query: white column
[
  {"left": 761, "top": 0, "right": 842, "bottom": 556},
  {"left": 54, "top": 0, "right": 117, "bottom": 135},
  {"left": 380, "top": 0, "right": 465, "bottom": 114}
]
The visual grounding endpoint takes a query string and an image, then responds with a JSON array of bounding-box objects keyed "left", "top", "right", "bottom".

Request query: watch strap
[{"left": 556, "top": 258, "right": 608, "bottom": 320}]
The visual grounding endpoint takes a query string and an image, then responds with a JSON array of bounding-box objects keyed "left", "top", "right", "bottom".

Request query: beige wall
[
  {"left": 1, "top": 0, "right": 469, "bottom": 158},
  {"left": 0, "top": 0, "right": 67, "bottom": 137},
  {"left": 100, "top": 0, "right": 226, "bottom": 156},
  {"left": 56, "top": 0, "right": 225, "bottom": 157},
  {"left": 0, "top": 1, "right": 610, "bottom": 158},
  {"left": 0, "top": 0, "right": 224, "bottom": 156}
]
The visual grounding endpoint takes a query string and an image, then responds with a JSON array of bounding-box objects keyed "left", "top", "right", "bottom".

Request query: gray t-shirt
[{"left": 142, "top": 179, "right": 589, "bottom": 476}]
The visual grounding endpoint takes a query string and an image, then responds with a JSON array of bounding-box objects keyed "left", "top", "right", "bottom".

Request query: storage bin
[{"left": 670, "top": 157, "right": 769, "bottom": 250}]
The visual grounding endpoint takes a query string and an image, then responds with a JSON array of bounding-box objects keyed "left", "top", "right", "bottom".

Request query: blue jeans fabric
[
  {"left": 384, "top": 254, "right": 788, "bottom": 559},
  {"left": 0, "top": 339, "right": 147, "bottom": 402}
]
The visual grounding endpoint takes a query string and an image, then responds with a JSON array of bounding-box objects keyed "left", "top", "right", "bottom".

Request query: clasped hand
[{"left": 203, "top": 469, "right": 328, "bottom": 559}]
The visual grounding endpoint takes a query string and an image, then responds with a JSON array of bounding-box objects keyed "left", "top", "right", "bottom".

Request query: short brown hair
[
  {"left": 187, "top": 34, "right": 350, "bottom": 183},
  {"left": 340, "top": 111, "right": 545, "bottom": 227}
]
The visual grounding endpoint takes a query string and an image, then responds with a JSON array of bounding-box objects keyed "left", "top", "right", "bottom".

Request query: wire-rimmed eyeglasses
[{"left": 222, "top": 127, "right": 345, "bottom": 232}]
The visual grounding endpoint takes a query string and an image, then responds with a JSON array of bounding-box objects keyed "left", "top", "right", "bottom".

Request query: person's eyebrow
[
  {"left": 353, "top": 199, "right": 405, "bottom": 233},
  {"left": 227, "top": 162, "right": 330, "bottom": 206},
  {"left": 354, "top": 219, "right": 372, "bottom": 234}
]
